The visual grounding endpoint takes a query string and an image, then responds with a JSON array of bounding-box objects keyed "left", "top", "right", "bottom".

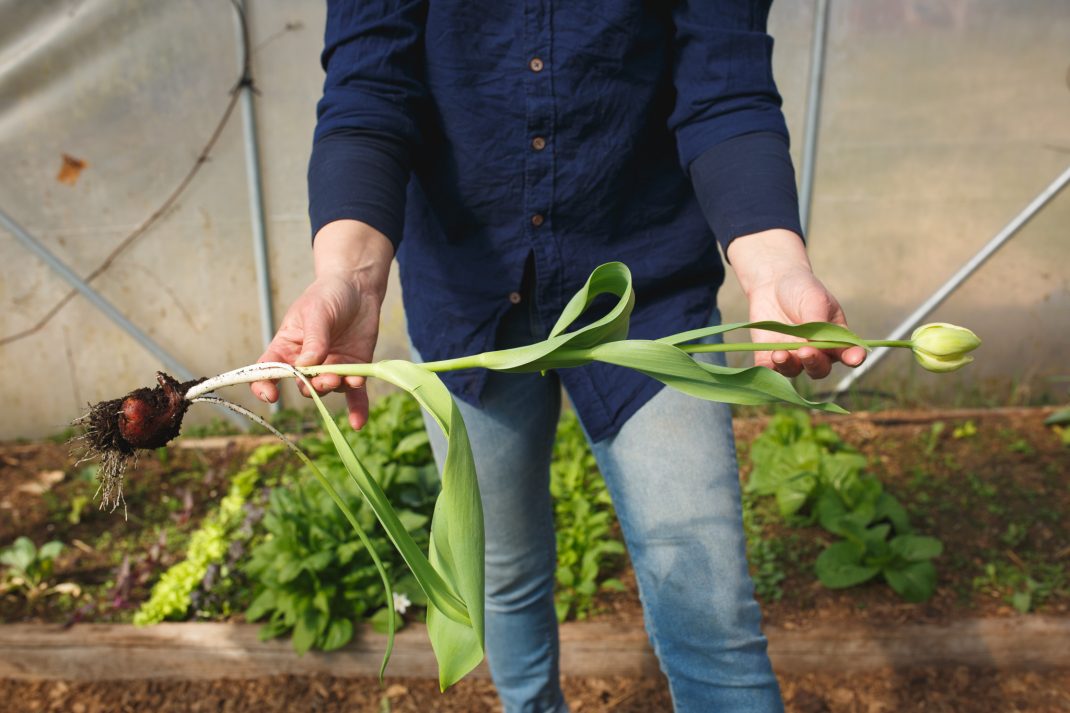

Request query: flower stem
[
  {"left": 186, "top": 355, "right": 493, "bottom": 400},
  {"left": 679, "top": 339, "right": 911, "bottom": 354},
  {"left": 185, "top": 339, "right": 916, "bottom": 400}
]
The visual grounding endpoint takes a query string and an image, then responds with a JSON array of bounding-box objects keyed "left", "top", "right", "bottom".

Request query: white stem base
[{"left": 185, "top": 361, "right": 306, "bottom": 400}]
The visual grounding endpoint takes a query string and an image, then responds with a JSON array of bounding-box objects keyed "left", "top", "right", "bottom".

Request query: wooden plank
[
  {"left": 767, "top": 617, "right": 1070, "bottom": 672},
  {"left": 1, "top": 618, "right": 1067, "bottom": 681},
  {"left": 0, "top": 623, "right": 468, "bottom": 681}
]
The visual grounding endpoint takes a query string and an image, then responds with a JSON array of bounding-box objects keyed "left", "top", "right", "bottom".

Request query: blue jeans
[{"left": 414, "top": 303, "right": 783, "bottom": 713}]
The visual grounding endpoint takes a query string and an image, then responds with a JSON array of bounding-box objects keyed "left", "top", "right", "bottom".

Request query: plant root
[{"left": 75, "top": 372, "right": 203, "bottom": 513}]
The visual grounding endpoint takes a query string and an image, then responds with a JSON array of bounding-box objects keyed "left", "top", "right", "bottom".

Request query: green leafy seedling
[{"left": 0, "top": 537, "right": 79, "bottom": 602}]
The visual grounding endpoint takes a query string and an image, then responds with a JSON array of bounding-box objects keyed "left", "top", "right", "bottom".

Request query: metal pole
[
  {"left": 832, "top": 163, "right": 1070, "bottom": 396},
  {"left": 799, "top": 0, "right": 830, "bottom": 236},
  {"left": 232, "top": 0, "right": 280, "bottom": 411},
  {"left": 0, "top": 209, "right": 247, "bottom": 429}
]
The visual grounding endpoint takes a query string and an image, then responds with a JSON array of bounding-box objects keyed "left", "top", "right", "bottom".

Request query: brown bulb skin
[{"left": 116, "top": 372, "right": 194, "bottom": 450}]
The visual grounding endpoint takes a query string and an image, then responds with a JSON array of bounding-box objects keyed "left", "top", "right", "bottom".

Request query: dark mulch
[{"left": 1, "top": 668, "right": 1068, "bottom": 712}]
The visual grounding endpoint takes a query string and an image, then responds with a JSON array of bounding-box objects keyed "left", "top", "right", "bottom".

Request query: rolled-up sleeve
[
  {"left": 308, "top": 0, "right": 427, "bottom": 249},
  {"left": 669, "top": 2, "right": 803, "bottom": 253}
]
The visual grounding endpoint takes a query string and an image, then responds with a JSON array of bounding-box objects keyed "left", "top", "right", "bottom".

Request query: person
[{"left": 252, "top": 2, "right": 865, "bottom": 711}]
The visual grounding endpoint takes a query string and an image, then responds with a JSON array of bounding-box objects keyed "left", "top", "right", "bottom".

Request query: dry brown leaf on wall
[{"left": 56, "top": 154, "right": 88, "bottom": 185}]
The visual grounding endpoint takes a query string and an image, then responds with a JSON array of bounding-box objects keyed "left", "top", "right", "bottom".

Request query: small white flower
[{"left": 393, "top": 591, "right": 412, "bottom": 615}]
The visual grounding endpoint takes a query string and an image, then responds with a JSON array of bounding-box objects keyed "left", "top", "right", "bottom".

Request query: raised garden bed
[
  {"left": 2, "top": 617, "right": 1069, "bottom": 680},
  {"left": 2, "top": 406, "right": 1068, "bottom": 712},
  {"left": 2, "top": 617, "right": 1069, "bottom": 712}
]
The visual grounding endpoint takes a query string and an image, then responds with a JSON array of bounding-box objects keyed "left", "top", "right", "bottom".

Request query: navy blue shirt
[{"left": 309, "top": 0, "right": 803, "bottom": 441}]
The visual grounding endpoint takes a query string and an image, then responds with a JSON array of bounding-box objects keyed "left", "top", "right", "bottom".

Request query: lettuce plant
[
  {"left": 133, "top": 444, "right": 282, "bottom": 626},
  {"left": 748, "top": 409, "right": 943, "bottom": 602},
  {"left": 75, "top": 261, "right": 978, "bottom": 689}
]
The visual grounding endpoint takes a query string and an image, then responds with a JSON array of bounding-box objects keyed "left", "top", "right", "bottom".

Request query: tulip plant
[{"left": 77, "top": 262, "right": 979, "bottom": 689}]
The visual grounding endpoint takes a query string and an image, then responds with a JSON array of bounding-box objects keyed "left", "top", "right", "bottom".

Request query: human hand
[
  {"left": 727, "top": 229, "right": 866, "bottom": 379},
  {"left": 251, "top": 221, "right": 393, "bottom": 429}
]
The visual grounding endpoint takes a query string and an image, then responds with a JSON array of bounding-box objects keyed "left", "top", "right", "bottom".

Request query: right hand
[
  {"left": 726, "top": 228, "right": 866, "bottom": 380},
  {"left": 251, "top": 220, "right": 393, "bottom": 430}
]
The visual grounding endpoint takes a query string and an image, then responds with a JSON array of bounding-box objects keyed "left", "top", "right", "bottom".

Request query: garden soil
[
  {"left": 1, "top": 668, "right": 1069, "bottom": 712},
  {"left": 2, "top": 407, "right": 1068, "bottom": 711}
]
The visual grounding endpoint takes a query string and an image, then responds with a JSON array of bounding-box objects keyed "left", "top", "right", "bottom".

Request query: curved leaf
[
  {"left": 373, "top": 360, "right": 486, "bottom": 690},
  {"left": 476, "top": 262, "right": 634, "bottom": 373},
  {"left": 586, "top": 340, "right": 848, "bottom": 413},
  {"left": 306, "top": 383, "right": 471, "bottom": 627},
  {"left": 658, "top": 320, "right": 869, "bottom": 349}
]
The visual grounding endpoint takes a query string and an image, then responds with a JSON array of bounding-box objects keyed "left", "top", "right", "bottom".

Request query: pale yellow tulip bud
[{"left": 910, "top": 323, "right": 981, "bottom": 373}]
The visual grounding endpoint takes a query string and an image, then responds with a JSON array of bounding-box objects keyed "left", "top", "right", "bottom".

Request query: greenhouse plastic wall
[{"left": 1, "top": 0, "right": 1068, "bottom": 438}]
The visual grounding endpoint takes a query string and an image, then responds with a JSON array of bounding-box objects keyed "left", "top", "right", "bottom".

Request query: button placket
[
  {"left": 522, "top": 0, "right": 557, "bottom": 323},
  {"left": 523, "top": 17, "right": 551, "bottom": 234}
]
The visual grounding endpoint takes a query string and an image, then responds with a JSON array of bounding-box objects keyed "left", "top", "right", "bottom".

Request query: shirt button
[
  {"left": 508, "top": 291, "right": 522, "bottom": 305},
  {"left": 531, "top": 136, "right": 547, "bottom": 151},
  {"left": 529, "top": 57, "right": 544, "bottom": 72},
  {"left": 531, "top": 213, "right": 545, "bottom": 227}
]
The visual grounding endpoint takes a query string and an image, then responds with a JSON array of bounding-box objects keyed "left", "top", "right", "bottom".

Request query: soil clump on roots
[{"left": 76, "top": 372, "right": 203, "bottom": 512}]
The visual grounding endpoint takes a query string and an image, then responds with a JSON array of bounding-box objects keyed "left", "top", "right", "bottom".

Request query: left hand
[{"left": 726, "top": 229, "right": 866, "bottom": 379}]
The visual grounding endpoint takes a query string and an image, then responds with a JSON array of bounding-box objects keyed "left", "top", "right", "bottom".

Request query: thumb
[{"left": 295, "top": 311, "right": 331, "bottom": 367}]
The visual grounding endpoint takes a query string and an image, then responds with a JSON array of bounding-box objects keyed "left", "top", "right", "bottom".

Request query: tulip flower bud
[{"left": 910, "top": 323, "right": 981, "bottom": 373}]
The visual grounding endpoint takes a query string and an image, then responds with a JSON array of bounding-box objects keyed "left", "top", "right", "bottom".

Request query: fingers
[
  {"left": 251, "top": 342, "right": 294, "bottom": 404},
  {"left": 841, "top": 346, "right": 867, "bottom": 368},
  {"left": 759, "top": 345, "right": 864, "bottom": 380},
  {"left": 250, "top": 273, "right": 378, "bottom": 411},
  {"left": 310, "top": 371, "right": 342, "bottom": 394},
  {"left": 346, "top": 388, "right": 370, "bottom": 431},
  {"left": 797, "top": 346, "right": 832, "bottom": 379},
  {"left": 769, "top": 348, "right": 803, "bottom": 378},
  {"left": 752, "top": 328, "right": 807, "bottom": 378},
  {"left": 308, "top": 355, "right": 368, "bottom": 395},
  {"left": 744, "top": 272, "right": 867, "bottom": 380},
  {"left": 252, "top": 379, "right": 278, "bottom": 404}
]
